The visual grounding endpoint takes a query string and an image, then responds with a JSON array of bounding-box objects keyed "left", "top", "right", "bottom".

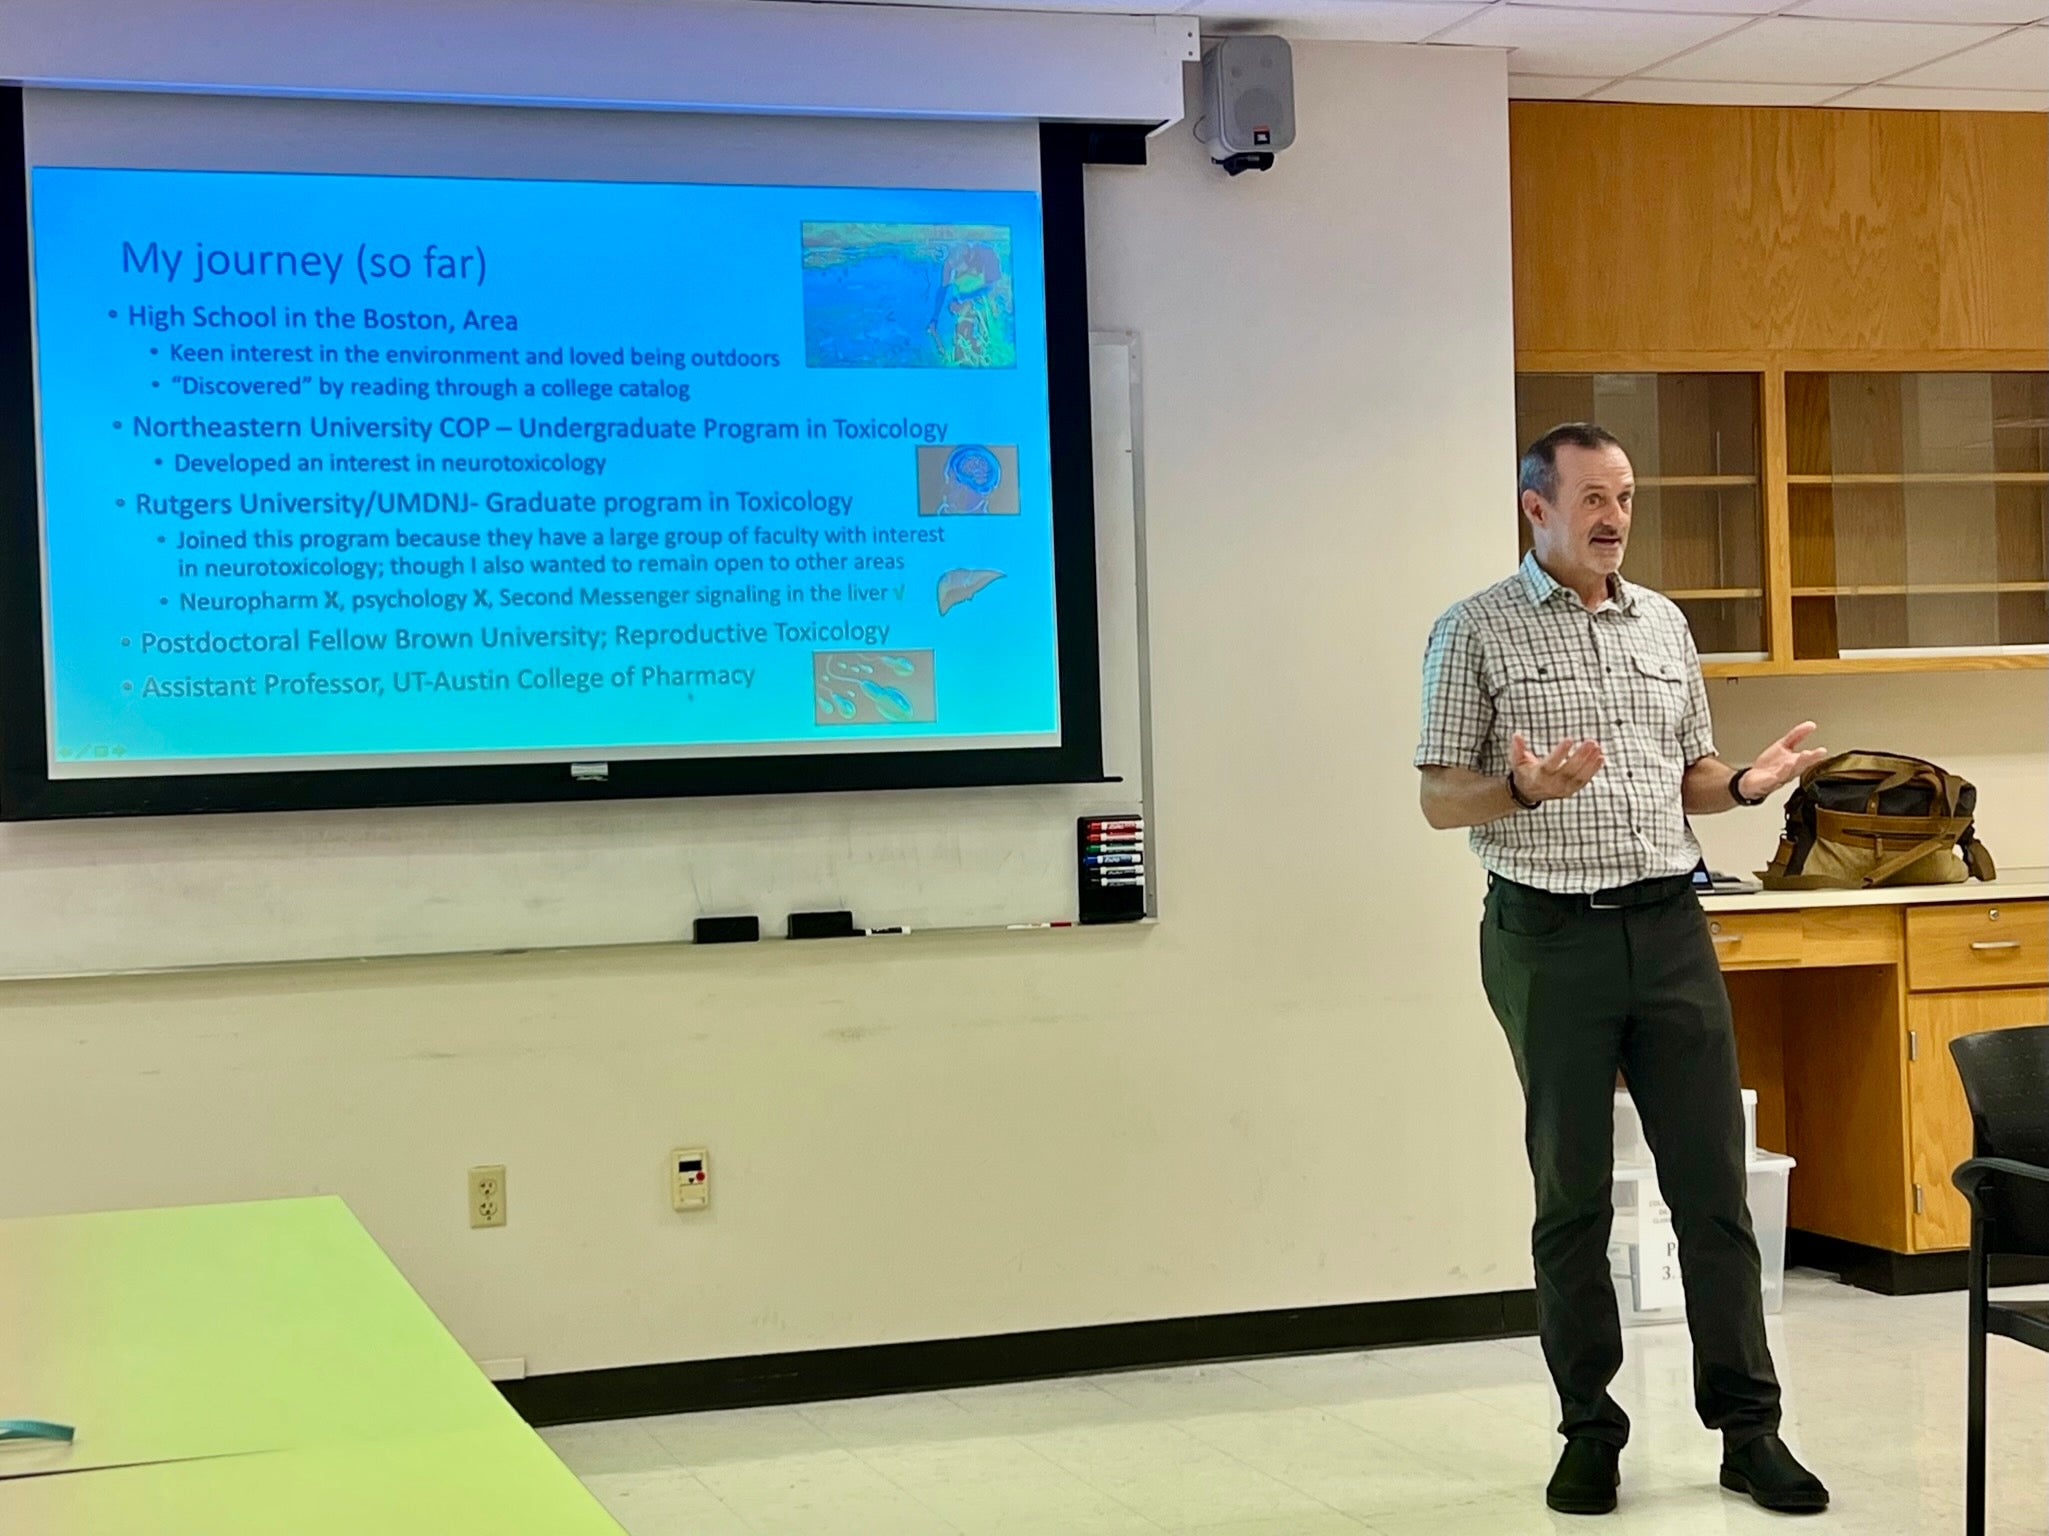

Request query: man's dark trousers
[{"left": 1479, "top": 873, "right": 1782, "bottom": 1449}]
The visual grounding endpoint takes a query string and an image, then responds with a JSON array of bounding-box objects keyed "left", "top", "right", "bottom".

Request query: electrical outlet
[{"left": 469, "top": 1164, "right": 507, "bottom": 1228}]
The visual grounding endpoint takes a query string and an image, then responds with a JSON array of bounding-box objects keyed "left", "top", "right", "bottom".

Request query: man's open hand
[
  {"left": 1746, "top": 722, "right": 1830, "bottom": 797},
  {"left": 1510, "top": 733, "right": 1605, "bottom": 804}
]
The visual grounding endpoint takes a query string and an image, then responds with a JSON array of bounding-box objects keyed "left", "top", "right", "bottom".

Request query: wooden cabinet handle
[
  {"left": 1970, "top": 940, "right": 2022, "bottom": 951},
  {"left": 1712, "top": 933, "right": 1742, "bottom": 944}
]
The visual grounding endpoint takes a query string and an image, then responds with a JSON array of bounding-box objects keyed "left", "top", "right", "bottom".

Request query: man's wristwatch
[
  {"left": 1729, "top": 765, "right": 1768, "bottom": 807},
  {"left": 1507, "top": 767, "right": 1541, "bottom": 811}
]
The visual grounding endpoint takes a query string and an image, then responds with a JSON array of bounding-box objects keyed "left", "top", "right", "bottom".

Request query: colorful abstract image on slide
[
  {"left": 801, "top": 223, "right": 1016, "bottom": 369},
  {"left": 814, "top": 649, "right": 938, "bottom": 725},
  {"left": 917, "top": 443, "right": 1019, "bottom": 516}
]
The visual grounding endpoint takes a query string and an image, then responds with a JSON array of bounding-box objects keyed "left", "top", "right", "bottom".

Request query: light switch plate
[{"left": 671, "top": 1147, "right": 709, "bottom": 1212}]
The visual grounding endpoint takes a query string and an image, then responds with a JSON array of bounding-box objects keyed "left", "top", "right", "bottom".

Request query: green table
[{"left": 0, "top": 1198, "right": 620, "bottom": 1534}]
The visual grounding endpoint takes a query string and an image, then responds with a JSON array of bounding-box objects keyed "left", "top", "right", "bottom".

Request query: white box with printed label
[
  {"left": 1615, "top": 1089, "right": 1758, "bottom": 1167},
  {"left": 1607, "top": 1151, "right": 1794, "bottom": 1326}
]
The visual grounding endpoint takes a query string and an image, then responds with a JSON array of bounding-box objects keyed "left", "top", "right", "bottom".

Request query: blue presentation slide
[{"left": 28, "top": 166, "right": 1060, "bottom": 772}]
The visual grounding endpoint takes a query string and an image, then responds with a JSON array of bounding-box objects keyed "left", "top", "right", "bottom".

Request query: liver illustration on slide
[{"left": 936, "top": 568, "right": 1004, "bottom": 616}]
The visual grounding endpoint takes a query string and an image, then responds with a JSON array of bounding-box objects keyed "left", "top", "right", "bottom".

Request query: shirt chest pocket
[
  {"left": 1626, "top": 652, "right": 1690, "bottom": 738},
  {"left": 1491, "top": 658, "right": 1596, "bottom": 747}
]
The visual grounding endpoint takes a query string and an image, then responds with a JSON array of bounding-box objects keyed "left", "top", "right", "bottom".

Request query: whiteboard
[{"left": 0, "top": 336, "right": 1152, "bottom": 978}]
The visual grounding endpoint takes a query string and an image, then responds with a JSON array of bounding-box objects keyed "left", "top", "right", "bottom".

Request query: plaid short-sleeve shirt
[{"left": 1415, "top": 553, "right": 1719, "bottom": 894}]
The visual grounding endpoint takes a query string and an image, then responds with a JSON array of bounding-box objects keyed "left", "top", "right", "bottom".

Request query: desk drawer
[
  {"left": 1704, "top": 907, "right": 1898, "bottom": 970},
  {"left": 1907, "top": 901, "right": 2049, "bottom": 992},
  {"left": 1705, "top": 911, "right": 1806, "bottom": 968}
]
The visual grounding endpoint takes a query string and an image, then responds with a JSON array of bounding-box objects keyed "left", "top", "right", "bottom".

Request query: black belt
[{"left": 1489, "top": 872, "right": 1695, "bottom": 912}]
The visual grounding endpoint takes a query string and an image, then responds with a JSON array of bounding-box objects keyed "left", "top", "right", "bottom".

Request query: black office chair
[{"left": 1948, "top": 1025, "right": 2049, "bottom": 1536}]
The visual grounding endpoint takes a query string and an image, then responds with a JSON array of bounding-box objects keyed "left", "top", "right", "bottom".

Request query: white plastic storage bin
[
  {"left": 1614, "top": 1089, "right": 1757, "bottom": 1166},
  {"left": 1607, "top": 1151, "right": 1793, "bottom": 1327}
]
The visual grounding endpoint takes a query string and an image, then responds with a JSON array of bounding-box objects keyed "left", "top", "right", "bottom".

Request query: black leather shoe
[
  {"left": 1546, "top": 1437, "right": 1621, "bottom": 1515},
  {"left": 1720, "top": 1433, "right": 1829, "bottom": 1514}
]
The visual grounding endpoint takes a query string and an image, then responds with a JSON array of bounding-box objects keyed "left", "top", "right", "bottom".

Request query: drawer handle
[
  {"left": 1970, "top": 940, "right": 2022, "bottom": 952},
  {"left": 1712, "top": 934, "right": 1743, "bottom": 944}
]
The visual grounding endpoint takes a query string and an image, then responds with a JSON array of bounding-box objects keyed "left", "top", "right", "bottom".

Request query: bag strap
[
  {"left": 1814, "top": 809, "right": 1973, "bottom": 845},
  {"left": 1961, "top": 828, "right": 1998, "bottom": 882},
  {"left": 1761, "top": 871, "right": 1858, "bottom": 891},
  {"left": 1862, "top": 765, "right": 1952, "bottom": 816},
  {"left": 1779, "top": 815, "right": 1817, "bottom": 877},
  {"left": 1861, "top": 839, "right": 1948, "bottom": 887}
]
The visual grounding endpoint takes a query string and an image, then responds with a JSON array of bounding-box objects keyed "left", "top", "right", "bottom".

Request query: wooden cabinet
[
  {"left": 1906, "top": 986, "right": 2049, "bottom": 1250},
  {"left": 1513, "top": 365, "right": 2049, "bottom": 678},
  {"left": 1509, "top": 106, "right": 2048, "bottom": 361},
  {"left": 1786, "top": 372, "right": 2048, "bottom": 664},
  {"left": 1515, "top": 372, "right": 1766, "bottom": 660},
  {"left": 1509, "top": 103, "right": 2049, "bottom": 681},
  {"left": 1516, "top": 376, "right": 1770, "bottom": 663},
  {"left": 1901, "top": 898, "right": 2047, "bottom": 1250},
  {"left": 1712, "top": 895, "right": 2048, "bottom": 1260}
]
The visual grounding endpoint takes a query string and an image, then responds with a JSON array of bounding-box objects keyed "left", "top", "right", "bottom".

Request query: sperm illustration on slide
[{"left": 814, "top": 650, "right": 936, "bottom": 725}]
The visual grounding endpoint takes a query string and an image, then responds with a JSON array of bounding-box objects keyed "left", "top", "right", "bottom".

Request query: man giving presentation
[{"left": 1414, "top": 423, "right": 1831, "bottom": 1518}]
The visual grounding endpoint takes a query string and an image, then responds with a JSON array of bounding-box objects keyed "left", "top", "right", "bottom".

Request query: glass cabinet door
[
  {"left": 1786, "top": 372, "right": 2049, "bottom": 660},
  {"left": 1514, "top": 373, "right": 1766, "bottom": 660}
]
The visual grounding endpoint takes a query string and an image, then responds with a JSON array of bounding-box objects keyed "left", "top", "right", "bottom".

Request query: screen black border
[{"left": 0, "top": 97, "right": 1105, "bottom": 819}]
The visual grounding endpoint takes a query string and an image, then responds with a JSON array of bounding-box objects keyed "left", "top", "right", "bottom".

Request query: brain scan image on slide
[{"left": 917, "top": 443, "right": 1019, "bottom": 515}]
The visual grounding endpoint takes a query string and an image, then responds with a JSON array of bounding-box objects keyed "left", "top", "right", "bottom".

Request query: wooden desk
[
  {"left": 1699, "top": 872, "right": 2049, "bottom": 1273},
  {"left": 0, "top": 1198, "right": 621, "bottom": 1534}
]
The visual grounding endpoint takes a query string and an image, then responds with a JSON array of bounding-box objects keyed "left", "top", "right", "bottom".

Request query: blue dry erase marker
[{"left": 0, "top": 1421, "right": 74, "bottom": 1444}]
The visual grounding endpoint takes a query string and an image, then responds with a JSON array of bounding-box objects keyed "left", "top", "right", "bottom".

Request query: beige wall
[{"left": 0, "top": 44, "right": 1536, "bottom": 1375}]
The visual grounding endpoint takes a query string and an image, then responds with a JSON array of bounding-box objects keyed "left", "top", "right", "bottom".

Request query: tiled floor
[{"left": 543, "top": 1271, "right": 2048, "bottom": 1535}]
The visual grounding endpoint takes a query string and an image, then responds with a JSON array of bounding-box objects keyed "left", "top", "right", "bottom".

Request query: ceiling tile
[
  {"left": 1508, "top": 76, "right": 1612, "bottom": 98},
  {"left": 1589, "top": 78, "right": 1845, "bottom": 104},
  {"left": 1832, "top": 83, "right": 2049, "bottom": 107},
  {"left": 1793, "top": 0, "right": 2046, "bottom": 21},
  {"left": 1505, "top": 0, "right": 1780, "bottom": 11},
  {"left": 1431, "top": 6, "right": 1748, "bottom": 77},
  {"left": 1644, "top": 16, "right": 2006, "bottom": 83},
  {"left": 1190, "top": 0, "right": 1490, "bottom": 43},
  {"left": 831, "top": 0, "right": 1181, "bottom": 7},
  {"left": 1890, "top": 23, "right": 2048, "bottom": 88}
]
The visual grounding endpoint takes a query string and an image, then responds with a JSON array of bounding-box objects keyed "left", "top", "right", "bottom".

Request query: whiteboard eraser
[
  {"left": 788, "top": 909, "right": 856, "bottom": 940},
  {"left": 693, "top": 915, "right": 759, "bottom": 944}
]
